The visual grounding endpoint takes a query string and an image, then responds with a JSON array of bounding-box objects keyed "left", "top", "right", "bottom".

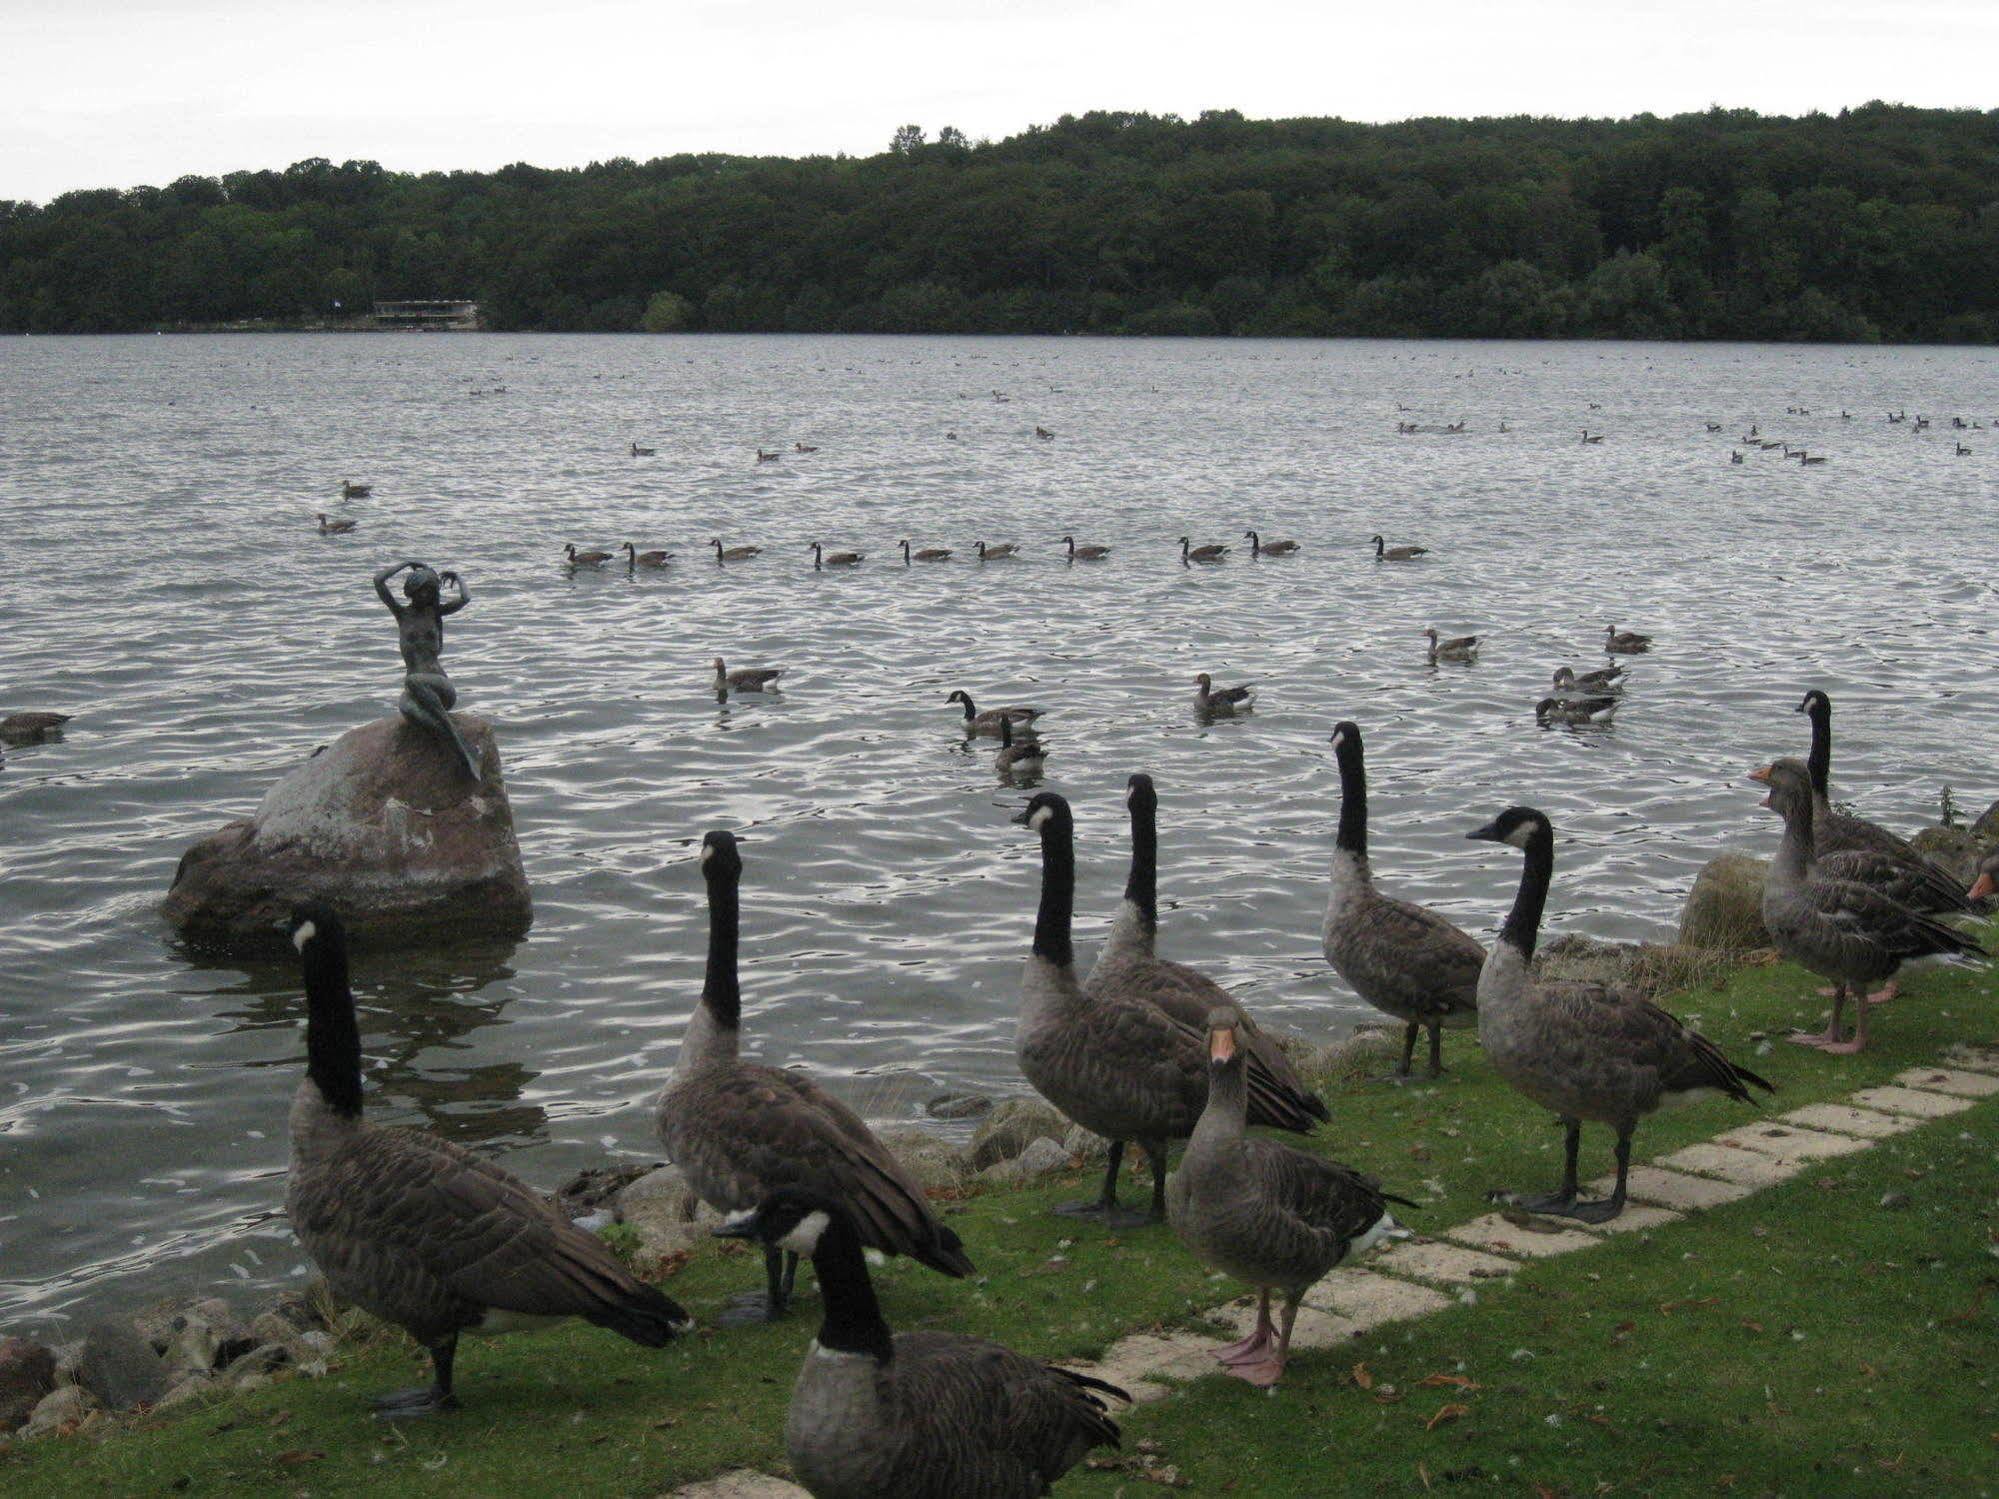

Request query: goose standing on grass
[
  {"left": 1244, "top": 530, "right": 1300, "bottom": 557},
  {"left": 1011, "top": 793, "right": 1320, "bottom": 1227},
  {"left": 1179, "top": 536, "right": 1228, "bottom": 563},
  {"left": 945, "top": 690, "right": 1039, "bottom": 737},
  {"left": 317, "top": 513, "right": 357, "bottom": 535},
  {"left": 1603, "top": 624, "right": 1651, "bottom": 654},
  {"left": 1423, "top": 627, "right": 1479, "bottom": 664},
  {"left": 1322, "top": 723, "right": 1483, "bottom": 1079},
  {"left": 714, "top": 657, "right": 783, "bottom": 692},
  {"left": 1464, "top": 808, "right": 1774, "bottom": 1222},
  {"left": 901, "top": 540, "right": 952, "bottom": 564},
  {"left": 712, "top": 538, "right": 762, "bottom": 562},
  {"left": 284, "top": 906, "right": 690, "bottom": 1415},
  {"left": 715, "top": 1190, "right": 1123, "bottom": 1496},
  {"left": 810, "top": 542, "right": 865, "bottom": 569},
  {"left": 1167, "top": 1013, "right": 1411, "bottom": 1387},
  {"left": 1089, "top": 774, "right": 1328, "bottom": 1180},
  {"left": 0, "top": 711, "right": 71, "bottom": 743},
  {"left": 624, "top": 542, "right": 672, "bottom": 568},
  {"left": 995, "top": 715, "right": 1046, "bottom": 777},
  {"left": 1749, "top": 760, "right": 1983, "bottom": 1052},
  {"left": 1371, "top": 534, "right": 1427, "bottom": 561},
  {"left": 660, "top": 833, "right": 974, "bottom": 1322},
  {"left": 1793, "top": 690, "right": 1969, "bottom": 892},
  {"left": 975, "top": 541, "right": 1020, "bottom": 561},
  {"left": 1193, "top": 672, "right": 1255, "bottom": 716},
  {"left": 1535, "top": 695, "right": 1619, "bottom": 727},
  {"left": 565, "top": 543, "right": 612, "bottom": 567},
  {"left": 1552, "top": 665, "right": 1624, "bottom": 695},
  {"left": 1062, "top": 536, "right": 1111, "bottom": 561}
]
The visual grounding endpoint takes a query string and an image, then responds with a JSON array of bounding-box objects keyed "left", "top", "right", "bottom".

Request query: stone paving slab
[
  {"left": 1654, "top": 1141, "right": 1805, "bottom": 1188},
  {"left": 1778, "top": 1103, "right": 1921, "bottom": 1139},
  {"left": 1441, "top": 1213, "right": 1601, "bottom": 1259},
  {"left": 1302, "top": 1266, "right": 1452, "bottom": 1327},
  {"left": 1618, "top": 1163, "right": 1755, "bottom": 1210},
  {"left": 1209, "top": 1301, "right": 1362, "bottom": 1352},
  {"left": 671, "top": 1473, "right": 807, "bottom": 1499},
  {"left": 1566, "top": 1197, "right": 1685, "bottom": 1235},
  {"left": 1940, "top": 1044, "right": 1999, "bottom": 1075},
  {"left": 1372, "top": 1238, "right": 1521, "bottom": 1287},
  {"left": 1849, "top": 1085, "right": 1977, "bottom": 1119},
  {"left": 1074, "top": 1331, "right": 1216, "bottom": 1404},
  {"left": 1893, "top": 1066, "right": 1999, "bottom": 1098},
  {"left": 1710, "top": 1123, "right": 1872, "bottom": 1165}
]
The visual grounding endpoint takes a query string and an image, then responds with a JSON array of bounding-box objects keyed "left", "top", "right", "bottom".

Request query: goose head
[
  {"left": 711, "top": 656, "right": 728, "bottom": 675},
  {"left": 286, "top": 900, "right": 345, "bottom": 955},
  {"left": 1193, "top": 672, "right": 1214, "bottom": 691},
  {"left": 1466, "top": 806, "right": 1549, "bottom": 850},
  {"left": 1329, "top": 720, "right": 1363, "bottom": 765},
  {"left": 1126, "top": 772, "right": 1156, "bottom": 814},
  {"left": 1206, "top": 1008, "right": 1240, "bottom": 1071},
  {"left": 713, "top": 1187, "right": 840, "bottom": 1256},
  {"left": 1795, "top": 688, "right": 1830, "bottom": 720},
  {"left": 699, "top": 827, "right": 742, "bottom": 882},
  {"left": 1010, "top": 789, "right": 1072, "bottom": 834},
  {"left": 1747, "top": 757, "right": 1811, "bottom": 815}
]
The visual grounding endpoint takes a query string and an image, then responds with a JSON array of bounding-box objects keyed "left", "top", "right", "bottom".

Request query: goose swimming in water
[
  {"left": 712, "top": 539, "right": 762, "bottom": 562},
  {"left": 945, "top": 690, "right": 1039, "bottom": 737},
  {"left": 1243, "top": 530, "right": 1300, "bottom": 557},
  {"left": 1552, "top": 664, "right": 1624, "bottom": 694},
  {"left": 0, "top": 711, "right": 71, "bottom": 743},
  {"left": 624, "top": 543, "right": 672, "bottom": 568},
  {"left": 975, "top": 541, "right": 1020, "bottom": 561},
  {"left": 565, "top": 543, "right": 612, "bottom": 567},
  {"left": 1179, "top": 537, "right": 1228, "bottom": 563},
  {"left": 714, "top": 657, "right": 783, "bottom": 692},
  {"left": 1063, "top": 535, "right": 1111, "bottom": 561},
  {"left": 995, "top": 715, "right": 1047, "bottom": 776},
  {"left": 1535, "top": 695, "right": 1618, "bottom": 726},
  {"left": 1603, "top": 624, "right": 1651, "bottom": 654},
  {"left": 1193, "top": 673, "right": 1255, "bottom": 715},
  {"left": 1423, "top": 628, "right": 1479, "bottom": 664},
  {"left": 317, "top": 514, "right": 357, "bottom": 535},
  {"left": 1371, "top": 535, "right": 1427, "bottom": 561},
  {"left": 340, "top": 480, "right": 371, "bottom": 500},
  {"left": 900, "top": 540, "right": 952, "bottom": 563},
  {"left": 810, "top": 543, "right": 864, "bottom": 569}
]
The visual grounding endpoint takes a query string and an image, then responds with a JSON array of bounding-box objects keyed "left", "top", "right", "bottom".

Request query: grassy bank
[{"left": 3, "top": 941, "right": 1995, "bottom": 1497}]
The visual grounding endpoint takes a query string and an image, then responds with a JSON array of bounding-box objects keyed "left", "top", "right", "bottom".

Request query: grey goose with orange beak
[
  {"left": 715, "top": 1189, "right": 1125, "bottom": 1497},
  {"left": 283, "top": 905, "right": 689, "bottom": 1416},
  {"left": 1466, "top": 808, "right": 1773, "bottom": 1222},
  {"left": 1011, "top": 792, "right": 1320, "bottom": 1228},
  {"left": 656, "top": 831, "right": 972, "bottom": 1324},
  {"left": 1166, "top": 1011, "right": 1411, "bottom": 1387}
]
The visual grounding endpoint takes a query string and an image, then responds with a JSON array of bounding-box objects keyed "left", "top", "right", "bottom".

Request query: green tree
[{"left": 639, "top": 289, "right": 692, "bottom": 331}]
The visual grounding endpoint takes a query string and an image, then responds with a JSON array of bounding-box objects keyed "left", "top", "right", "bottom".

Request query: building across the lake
[{"left": 372, "top": 299, "right": 481, "bottom": 331}]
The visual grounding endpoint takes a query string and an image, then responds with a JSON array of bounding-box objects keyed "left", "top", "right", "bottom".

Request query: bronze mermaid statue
[{"left": 373, "top": 561, "right": 480, "bottom": 782}]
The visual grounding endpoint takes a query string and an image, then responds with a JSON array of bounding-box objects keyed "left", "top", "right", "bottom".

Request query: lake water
[{"left": 2, "top": 332, "right": 1995, "bottom": 1333}]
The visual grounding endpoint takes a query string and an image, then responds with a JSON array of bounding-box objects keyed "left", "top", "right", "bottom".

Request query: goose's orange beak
[
  {"left": 1747, "top": 764, "right": 1774, "bottom": 808},
  {"left": 1209, "top": 1027, "right": 1236, "bottom": 1062},
  {"left": 1971, "top": 873, "right": 1995, "bottom": 902}
]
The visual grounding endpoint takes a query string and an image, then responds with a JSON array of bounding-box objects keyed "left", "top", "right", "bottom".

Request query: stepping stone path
[{"left": 667, "top": 1048, "right": 1999, "bottom": 1497}]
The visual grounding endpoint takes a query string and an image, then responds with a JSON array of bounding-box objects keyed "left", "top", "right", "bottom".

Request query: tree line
[{"left": 4, "top": 104, "right": 1997, "bottom": 342}]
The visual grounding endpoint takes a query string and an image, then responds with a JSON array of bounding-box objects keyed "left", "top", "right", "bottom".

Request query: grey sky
[{"left": 4, "top": 0, "right": 1994, "bottom": 203}]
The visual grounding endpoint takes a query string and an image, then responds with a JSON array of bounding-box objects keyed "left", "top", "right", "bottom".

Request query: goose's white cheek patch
[
  {"left": 291, "top": 921, "right": 316, "bottom": 952},
  {"left": 1028, "top": 806, "right": 1053, "bottom": 831}
]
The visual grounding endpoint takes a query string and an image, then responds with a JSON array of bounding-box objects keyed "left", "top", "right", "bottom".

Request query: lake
[{"left": 1, "top": 332, "right": 1994, "bottom": 1333}]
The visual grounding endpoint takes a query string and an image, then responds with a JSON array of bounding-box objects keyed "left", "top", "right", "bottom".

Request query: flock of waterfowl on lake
[{"left": 6, "top": 408, "right": 1993, "bottom": 1496}]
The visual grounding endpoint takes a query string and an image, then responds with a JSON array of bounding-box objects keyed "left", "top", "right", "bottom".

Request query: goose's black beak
[
  {"left": 712, "top": 1216, "right": 759, "bottom": 1242},
  {"left": 1465, "top": 821, "right": 1503, "bottom": 843},
  {"left": 1009, "top": 805, "right": 1033, "bottom": 825}
]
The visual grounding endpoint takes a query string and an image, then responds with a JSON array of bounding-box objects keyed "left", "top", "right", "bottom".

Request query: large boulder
[
  {"left": 0, "top": 1337, "right": 56, "bottom": 1431},
  {"left": 968, "top": 1098, "right": 1070, "bottom": 1170},
  {"left": 1677, "top": 853, "right": 1770, "bottom": 950},
  {"left": 163, "top": 714, "right": 531, "bottom": 951},
  {"left": 1908, "top": 824, "right": 1989, "bottom": 888},
  {"left": 73, "top": 1322, "right": 166, "bottom": 1412}
]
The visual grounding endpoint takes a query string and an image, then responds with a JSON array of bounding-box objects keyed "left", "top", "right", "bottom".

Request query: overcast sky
[{"left": 4, "top": 0, "right": 1994, "bottom": 203}]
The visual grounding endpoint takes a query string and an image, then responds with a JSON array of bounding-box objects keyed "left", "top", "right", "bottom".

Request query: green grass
[{"left": 4, "top": 945, "right": 1996, "bottom": 1497}]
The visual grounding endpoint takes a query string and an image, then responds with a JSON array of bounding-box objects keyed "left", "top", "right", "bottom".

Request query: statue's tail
[{"left": 442, "top": 715, "right": 483, "bottom": 782}]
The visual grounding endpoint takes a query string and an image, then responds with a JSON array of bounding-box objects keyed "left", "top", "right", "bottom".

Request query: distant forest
[{"left": 5, "top": 105, "right": 1998, "bottom": 341}]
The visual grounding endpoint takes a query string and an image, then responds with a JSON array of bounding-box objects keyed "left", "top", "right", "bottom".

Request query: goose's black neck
[
  {"left": 1334, "top": 738, "right": 1368, "bottom": 859},
  {"left": 809, "top": 1209, "right": 895, "bottom": 1362},
  {"left": 1124, "top": 791, "right": 1158, "bottom": 935},
  {"left": 958, "top": 695, "right": 977, "bottom": 722},
  {"left": 1804, "top": 700, "right": 1831, "bottom": 799},
  {"left": 1500, "top": 824, "right": 1555, "bottom": 960},
  {"left": 302, "top": 938, "right": 363, "bottom": 1118},
  {"left": 702, "top": 864, "right": 742, "bottom": 1030},
  {"left": 1033, "top": 816, "right": 1076, "bottom": 970}
]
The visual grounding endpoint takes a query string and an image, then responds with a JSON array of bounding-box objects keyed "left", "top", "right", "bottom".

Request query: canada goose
[
  {"left": 1580, "top": 430, "right": 1604, "bottom": 444},
  {"left": 658, "top": 834, "right": 973, "bottom": 1321},
  {"left": 1705, "top": 422, "right": 1723, "bottom": 433},
  {"left": 975, "top": 541, "right": 1020, "bottom": 561},
  {"left": 340, "top": 480, "right": 371, "bottom": 500},
  {"left": 714, "top": 1190, "right": 1122, "bottom": 1494},
  {"left": 1035, "top": 425, "right": 1055, "bottom": 439},
  {"left": 1086, "top": 775, "right": 1328, "bottom": 1203},
  {"left": 1800, "top": 453, "right": 1827, "bottom": 465},
  {"left": 1758, "top": 440, "right": 1784, "bottom": 451},
  {"left": 0, "top": 711, "right": 71, "bottom": 743},
  {"left": 1192, "top": 672, "right": 1255, "bottom": 715},
  {"left": 629, "top": 442, "right": 656, "bottom": 457},
  {"left": 1957, "top": 443, "right": 1973, "bottom": 456},
  {"left": 1370, "top": 535, "right": 1427, "bottom": 562},
  {"left": 714, "top": 657, "right": 783, "bottom": 692},
  {"left": 1244, "top": 530, "right": 1300, "bottom": 557},
  {"left": 1423, "top": 628, "right": 1479, "bottom": 664},
  {"left": 794, "top": 442, "right": 818, "bottom": 453},
  {"left": 284, "top": 906, "right": 690, "bottom": 1414},
  {"left": 317, "top": 513, "right": 357, "bottom": 535},
  {"left": 1603, "top": 624, "right": 1651, "bottom": 654},
  {"left": 756, "top": 448, "right": 780, "bottom": 462},
  {"left": 945, "top": 690, "right": 1039, "bottom": 737},
  {"left": 900, "top": 540, "right": 952, "bottom": 563},
  {"left": 1731, "top": 450, "right": 1744, "bottom": 463},
  {"left": 1552, "top": 665, "right": 1624, "bottom": 694},
  {"left": 1167, "top": 1013, "right": 1410, "bottom": 1386},
  {"left": 1062, "top": 536, "right": 1111, "bottom": 561},
  {"left": 995, "top": 714, "right": 1047, "bottom": 775},
  {"left": 711, "top": 538, "right": 762, "bottom": 562},
  {"left": 1011, "top": 792, "right": 1319, "bottom": 1226},
  {"left": 810, "top": 543, "right": 864, "bottom": 569},
  {"left": 1750, "top": 760, "right": 1984, "bottom": 1052},
  {"left": 1535, "top": 695, "right": 1618, "bottom": 726},
  {"left": 624, "top": 542, "right": 672, "bottom": 568},
  {"left": 565, "top": 543, "right": 612, "bottom": 567},
  {"left": 1323, "top": 723, "right": 1483, "bottom": 1079},
  {"left": 1465, "top": 809, "right": 1774, "bottom": 1221},
  {"left": 1179, "top": 537, "right": 1228, "bottom": 563}
]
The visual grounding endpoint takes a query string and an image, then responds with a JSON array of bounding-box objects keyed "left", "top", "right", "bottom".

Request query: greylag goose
[
  {"left": 1323, "top": 723, "right": 1483, "bottom": 1079},
  {"left": 715, "top": 1190, "right": 1123, "bottom": 1494},
  {"left": 945, "top": 690, "right": 1039, "bottom": 737},
  {"left": 1423, "top": 628, "right": 1479, "bottom": 664},
  {"left": 659, "top": 833, "right": 973, "bottom": 1321},
  {"left": 0, "top": 711, "right": 71, "bottom": 743},
  {"left": 1063, "top": 536, "right": 1111, "bottom": 561},
  {"left": 339, "top": 480, "right": 371, "bottom": 499},
  {"left": 1465, "top": 808, "right": 1773, "bottom": 1221},
  {"left": 1371, "top": 535, "right": 1427, "bottom": 561},
  {"left": 995, "top": 715, "right": 1047, "bottom": 776},
  {"left": 1750, "top": 760, "right": 1983, "bottom": 1052},
  {"left": 1179, "top": 537, "right": 1229, "bottom": 563},
  {"left": 1244, "top": 530, "right": 1300, "bottom": 557},
  {"left": 1012, "top": 792, "right": 1318, "bottom": 1226},
  {"left": 1535, "top": 695, "right": 1618, "bottom": 726},
  {"left": 1552, "top": 665, "right": 1624, "bottom": 694},
  {"left": 714, "top": 657, "right": 783, "bottom": 692},
  {"left": 565, "top": 543, "right": 612, "bottom": 566},
  {"left": 317, "top": 513, "right": 357, "bottom": 535},
  {"left": 1166, "top": 1013, "right": 1410, "bottom": 1386},
  {"left": 711, "top": 538, "right": 762, "bottom": 562},
  {"left": 1602, "top": 624, "right": 1651, "bottom": 653},
  {"left": 900, "top": 540, "right": 952, "bottom": 563},
  {"left": 624, "top": 543, "right": 672, "bottom": 568},
  {"left": 1193, "top": 672, "right": 1255, "bottom": 715},
  {"left": 285, "top": 906, "right": 689, "bottom": 1414},
  {"left": 975, "top": 541, "right": 1020, "bottom": 561},
  {"left": 810, "top": 543, "right": 864, "bottom": 569}
]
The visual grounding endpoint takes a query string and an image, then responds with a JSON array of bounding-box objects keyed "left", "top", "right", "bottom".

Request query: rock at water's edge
[
  {"left": 74, "top": 1322, "right": 166, "bottom": 1412},
  {"left": 0, "top": 1336, "right": 56, "bottom": 1431},
  {"left": 162, "top": 714, "right": 531, "bottom": 951},
  {"left": 1677, "top": 852, "right": 1770, "bottom": 950},
  {"left": 968, "top": 1098, "right": 1070, "bottom": 1170}
]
